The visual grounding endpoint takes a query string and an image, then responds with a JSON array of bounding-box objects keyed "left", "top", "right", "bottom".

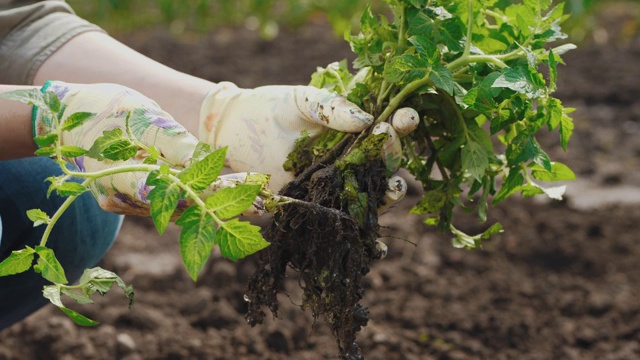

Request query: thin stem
[
  {"left": 463, "top": 0, "right": 473, "bottom": 57},
  {"left": 166, "top": 173, "right": 225, "bottom": 227},
  {"left": 375, "top": 76, "right": 432, "bottom": 124},
  {"left": 65, "top": 164, "right": 180, "bottom": 180},
  {"left": 40, "top": 178, "right": 94, "bottom": 247}
]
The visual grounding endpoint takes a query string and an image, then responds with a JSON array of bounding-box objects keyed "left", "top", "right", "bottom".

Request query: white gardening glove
[
  {"left": 198, "top": 83, "right": 419, "bottom": 203},
  {"left": 33, "top": 81, "right": 262, "bottom": 217}
]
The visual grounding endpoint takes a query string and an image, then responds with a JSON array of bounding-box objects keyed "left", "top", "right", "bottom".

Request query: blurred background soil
[{"left": 2, "top": 2, "right": 640, "bottom": 359}]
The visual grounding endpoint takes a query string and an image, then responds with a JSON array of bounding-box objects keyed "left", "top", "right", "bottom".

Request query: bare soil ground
[{"left": 2, "top": 9, "right": 640, "bottom": 360}]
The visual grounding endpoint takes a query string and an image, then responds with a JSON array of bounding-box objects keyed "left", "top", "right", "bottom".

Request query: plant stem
[
  {"left": 327, "top": 68, "right": 348, "bottom": 95},
  {"left": 40, "top": 178, "right": 94, "bottom": 247},
  {"left": 65, "top": 164, "right": 180, "bottom": 179},
  {"left": 166, "top": 174, "right": 225, "bottom": 227},
  {"left": 463, "top": 0, "right": 473, "bottom": 58}
]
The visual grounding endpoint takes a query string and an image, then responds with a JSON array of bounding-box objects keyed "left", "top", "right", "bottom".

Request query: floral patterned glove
[
  {"left": 198, "top": 83, "right": 419, "bottom": 200},
  {"left": 33, "top": 81, "right": 200, "bottom": 216}
]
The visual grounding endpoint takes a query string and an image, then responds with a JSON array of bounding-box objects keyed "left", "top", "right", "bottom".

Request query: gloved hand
[
  {"left": 198, "top": 83, "right": 419, "bottom": 203},
  {"left": 33, "top": 81, "right": 200, "bottom": 216}
]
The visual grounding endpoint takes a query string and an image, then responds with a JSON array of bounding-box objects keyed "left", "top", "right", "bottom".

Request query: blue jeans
[{"left": 0, "top": 157, "right": 122, "bottom": 329}]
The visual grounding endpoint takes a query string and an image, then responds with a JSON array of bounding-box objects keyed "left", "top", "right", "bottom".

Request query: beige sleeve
[{"left": 0, "top": 0, "right": 105, "bottom": 85}]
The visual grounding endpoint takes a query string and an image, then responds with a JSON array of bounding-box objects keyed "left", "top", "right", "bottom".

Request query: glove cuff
[
  {"left": 32, "top": 80, "right": 58, "bottom": 144},
  {"left": 198, "top": 81, "right": 243, "bottom": 147}
]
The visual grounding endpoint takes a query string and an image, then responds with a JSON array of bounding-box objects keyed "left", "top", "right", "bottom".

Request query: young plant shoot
[{"left": 246, "top": 0, "right": 575, "bottom": 359}]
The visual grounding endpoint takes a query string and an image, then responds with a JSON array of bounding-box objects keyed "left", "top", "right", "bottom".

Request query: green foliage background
[{"left": 66, "top": 0, "right": 605, "bottom": 39}]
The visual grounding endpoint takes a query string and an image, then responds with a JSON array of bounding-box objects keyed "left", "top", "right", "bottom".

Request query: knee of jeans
[{"left": 49, "top": 191, "right": 123, "bottom": 283}]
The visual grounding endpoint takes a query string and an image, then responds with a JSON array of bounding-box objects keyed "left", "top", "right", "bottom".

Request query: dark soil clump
[{"left": 247, "top": 159, "right": 389, "bottom": 359}]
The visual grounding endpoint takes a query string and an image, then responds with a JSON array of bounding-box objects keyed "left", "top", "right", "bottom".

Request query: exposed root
[{"left": 245, "top": 160, "right": 388, "bottom": 359}]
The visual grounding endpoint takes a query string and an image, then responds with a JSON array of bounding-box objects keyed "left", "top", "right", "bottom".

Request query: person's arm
[
  {"left": 0, "top": 84, "right": 38, "bottom": 159},
  {"left": 33, "top": 31, "right": 212, "bottom": 136}
]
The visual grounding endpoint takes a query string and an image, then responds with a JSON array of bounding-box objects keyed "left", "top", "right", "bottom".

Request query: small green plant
[
  {"left": 0, "top": 88, "right": 325, "bottom": 325},
  {"left": 246, "top": 0, "right": 577, "bottom": 358}
]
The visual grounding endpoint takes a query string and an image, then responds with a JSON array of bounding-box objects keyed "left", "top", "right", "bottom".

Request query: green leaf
[
  {"left": 61, "top": 288, "right": 94, "bottom": 305},
  {"left": 176, "top": 207, "right": 217, "bottom": 281},
  {"left": 548, "top": 49, "right": 558, "bottom": 90},
  {"left": 60, "top": 146, "right": 88, "bottom": 158},
  {"left": 492, "top": 67, "right": 544, "bottom": 98},
  {"left": 190, "top": 142, "right": 213, "bottom": 164},
  {"left": 77, "top": 267, "right": 134, "bottom": 306},
  {"left": 34, "top": 146, "right": 56, "bottom": 157},
  {"left": 531, "top": 162, "right": 576, "bottom": 182},
  {"left": 0, "top": 247, "right": 36, "bottom": 276},
  {"left": 0, "top": 88, "right": 47, "bottom": 108},
  {"left": 559, "top": 113, "right": 574, "bottom": 151},
  {"left": 546, "top": 97, "right": 563, "bottom": 130},
  {"left": 384, "top": 54, "right": 431, "bottom": 84},
  {"left": 34, "top": 133, "right": 58, "bottom": 148},
  {"left": 44, "top": 91, "right": 61, "bottom": 113},
  {"left": 410, "top": 189, "right": 447, "bottom": 214},
  {"left": 60, "top": 307, "right": 100, "bottom": 326},
  {"left": 462, "top": 141, "right": 489, "bottom": 182},
  {"left": 408, "top": 35, "right": 440, "bottom": 65},
  {"left": 430, "top": 66, "right": 455, "bottom": 95},
  {"left": 54, "top": 182, "right": 87, "bottom": 197},
  {"left": 43, "top": 285, "right": 101, "bottom": 326},
  {"left": 205, "top": 184, "right": 261, "bottom": 220},
  {"left": 464, "top": 87, "right": 496, "bottom": 113},
  {"left": 26, "top": 209, "right": 50, "bottom": 227},
  {"left": 87, "top": 128, "right": 137, "bottom": 161},
  {"left": 179, "top": 147, "right": 227, "bottom": 192},
  {"left": 217, "top": 219, "right": 269, "bottom": 261},
  {"left": 494, "top": 170, "right": 524, "bottom": 204},
  {"left": 33, "top": 246, "right": 68, "bottom": 284},
  {"left": 61, "top": 112, "right": 94, "bottom": 131},
  {"left": 148, "top": 182, "right": 181, "bottom": 235}
]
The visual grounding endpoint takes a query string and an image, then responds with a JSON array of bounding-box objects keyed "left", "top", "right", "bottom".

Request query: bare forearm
[
  {"left": 0, "top": 85, "right": 38, "bottom": 159},
  {"left": 33, "top": 31, "right": 213, "bottom": 135}
]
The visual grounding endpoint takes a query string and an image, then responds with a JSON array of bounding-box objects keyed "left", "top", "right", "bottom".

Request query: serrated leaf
[
  {"left": 462, "top": 141, "right": 489, "bottom": 182},
  {"left": 463, "top": 87, "right": 496, "bottom": 112},
  {"left": 217, "top": 219, "right": 269, "bottom": 261},
  {"left": 494, "top": 170, "right": 524, "bottom": 204},
  {"left": 26, "top": 209, "right": 50, "bottom": 227},
  {"left": 61, "top": 288, "right": 94, "bottom": 305},
  {"left": 384, "top": 54, "right": 431, "bottom": 84},
  {"left": 548, "top": 49, "right": 558, "bottom": 90},
  {"left": 0, "top": 88, "right": 47, "bottom": 108},
  {"left": 205, "top": 184, "right": 261, "bottom": 220},
  {"left": 410, "top": 190, "right": 447, "bottom": 214},
  {"left": 190, "top": 142, "right": 213, "bottom": 164},
  {"left": 0, "top": 247, "right": 36, "bottom": 276},
  {"left": 176, "top": 207, "right": 217, "bottom": 281},
  {"left": 531, "top": 162, "right": 575, "bottom": 182},
  {"left": 60, "top": 307, "right": 100, "bottom": 326},
  {"left": 60, "top": 146, "right": 88, "bottom": 158},
  {"left": 559, "top": 113, "right": 573, "bottom": 151},
  {"left": 34, "top": 246, "right": 68, "bottom": 284},
  {"left": 78, "top": 267, "right": 134, "bottom": 307},
  {"left": 34, "top": 133, "right": 58, "bottom": 148},
  {"left": 408, "top": 35, "right": 440, "bottom": 65},
  {"left": 54, "top": 182, "right": 87, "bottom": 197},
  {"left": 44, "top": 91, "right": 61, "bottom": 113},
  {"left": 179, "top": 147, "right": 226, "bottom": 192},
  {"left": 148, "top": 182, "right": 181, "bottom": 235},
  {"left": 492, "top": 67, "right": 544, "bottom": 98},
  {"left": 430, "top": 66, "right": 455, "bottom": 95},
  {"left": 61, "top": 112, "right": 94, "bottom": 131},
  {"left": 34, "top": 146, "right": 56, "bottom": 157},
  {"left": 87, "top": 128, "right": 137, "bottom": 161}
]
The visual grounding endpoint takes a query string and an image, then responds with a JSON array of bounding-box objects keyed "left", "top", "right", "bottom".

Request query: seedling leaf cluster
[{"left": 0, "top": 88, "right": 272, "bottom": 324}]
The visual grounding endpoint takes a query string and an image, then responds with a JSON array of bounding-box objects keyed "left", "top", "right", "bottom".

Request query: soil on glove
[{"left": 3, "top": 6, "right": 640, "bottom": 359}]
